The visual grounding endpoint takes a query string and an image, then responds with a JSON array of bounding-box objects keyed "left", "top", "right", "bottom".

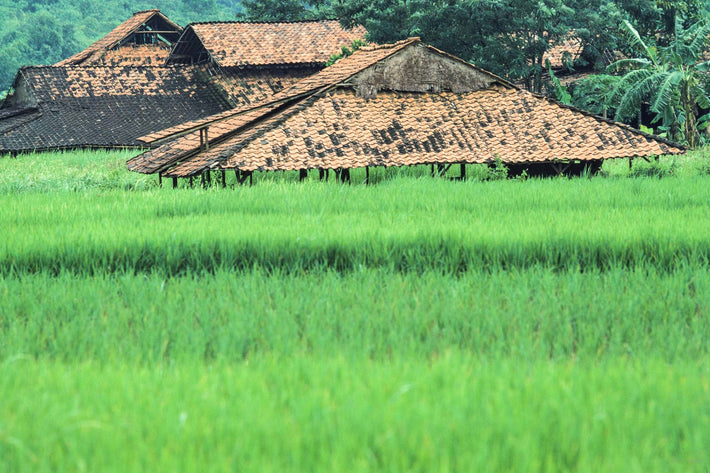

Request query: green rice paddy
[{"left": 0, "top": 149, "right": 708, "bottom": 472}]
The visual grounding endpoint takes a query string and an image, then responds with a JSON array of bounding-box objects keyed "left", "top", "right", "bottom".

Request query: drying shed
[
  {"left": 0, "top": 66, "right": 231, "bottom": 153},
  {"left": 128, "top": 38, "right": 683, "bottom": 183},
  {"left": 0, "top": 14, "right": 367, "bottom": 154},
  {"left": 56, "top": 9, "right": 183, "bottom": 67}
]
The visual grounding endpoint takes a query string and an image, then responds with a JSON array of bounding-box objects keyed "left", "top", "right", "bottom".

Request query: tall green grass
[
  {"left": 2, "top": 149, "right": 710, "bottom": 472},
  {"left": 1, "top": 357, "right": 707, "bottom": 473},
  {"left": 1, "top": 176, "right": 708, "bottom": 274},
  {"left": 1, "top": 268, "right": 707, "bottom": 363}
]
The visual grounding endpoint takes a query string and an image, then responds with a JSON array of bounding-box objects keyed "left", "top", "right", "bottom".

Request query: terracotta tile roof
[
  {"left": 160, "top": 87, "right": 682, "bottom": 177},
  {"left": 127, "top": 102, "right": 283, "bottom": 174},
  {"left": 56, "top": 10, "right": 182, "bottom": 66},
  {"left": 137, "top": 38, "right": 427, "bottom": 144},
  {"left": 0, "top": 66, "right": 231, "bottom": 153},
  {"left": 131, "top": 39, "right": 681, "bottom": 178},
  {"left": 176, "top": 20, "right": 367, "bottom": 68},
  {"left": 208, "top": 66, "right": 315, "bottom": 107},
  {"left": 99, "top": 44, "right": 173, "bottom": 66},
  {"left": 544, "top": 34, "right": 583, "bottom": 69}
]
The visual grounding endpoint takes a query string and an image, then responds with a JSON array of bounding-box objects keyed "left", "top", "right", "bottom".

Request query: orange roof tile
[
  {"left": 544, "top": 33, "right": 583, "bottom": 69},
  {"left": 98, "top": 44, "right": 173, "bottom": 66},
  {"left": 130, "top": 39, "right": 682, "bottom": 178},
  {"left": 56, "top": 10, "right": 182, "bottom": 66},
  {"left": 161, "top": 87, "right": 682, "bottom": 177},
  {"left": 137, "top": 38, "right": 433, "bottom": 144},
  {"left": 179, "top": 20, "right": 367, "bottom": 68}
]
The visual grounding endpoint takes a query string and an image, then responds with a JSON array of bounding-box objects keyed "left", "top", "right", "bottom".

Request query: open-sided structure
[
  {"left": 56, "top": 9, "right": 183, "bottom": 67},
  {"left": 128, "top": 38, "right": 683, "bottom": 184}
]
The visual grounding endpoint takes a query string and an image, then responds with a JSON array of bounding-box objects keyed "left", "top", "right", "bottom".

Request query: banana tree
[{"left": 608, "top": 17, "right": 710, "bottom": 148}]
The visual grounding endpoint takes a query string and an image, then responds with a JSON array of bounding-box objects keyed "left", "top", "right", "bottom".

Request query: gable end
[{"left": 349, "top": 44, "right": 501, "bottom": 98}]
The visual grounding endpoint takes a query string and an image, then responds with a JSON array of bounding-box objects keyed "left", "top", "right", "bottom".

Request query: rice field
[{"left": 0, "top": 149, "right": 709, "bottom": 472}]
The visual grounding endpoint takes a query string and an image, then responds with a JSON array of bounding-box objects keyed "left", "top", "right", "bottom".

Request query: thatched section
[{"left": 128, "top": 38, "right": 683, "bottom": 181}]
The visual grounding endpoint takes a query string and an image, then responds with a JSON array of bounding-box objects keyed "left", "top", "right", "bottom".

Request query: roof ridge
[
  {"left": 22, "top": 64, "right": 190, "bottom": 70},
  {"left": 359, "top": 37, "right": 419, "bottom": 51},
  {"left": 133, "top": 9, "right": 161, "bottom": 14},
  {"left": 187, "top": 18, "right": 341, "bottom": 26}
]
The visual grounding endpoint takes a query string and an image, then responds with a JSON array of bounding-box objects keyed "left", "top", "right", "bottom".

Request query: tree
[
  {"left": 608, "top": 18, "right": 710, "bottom": 147},
  {"left": 333, "top": 0, "right": 624, "bottom": 92},
  {"left": 236, "top": 0, "right": 334, "bottom": 21}
]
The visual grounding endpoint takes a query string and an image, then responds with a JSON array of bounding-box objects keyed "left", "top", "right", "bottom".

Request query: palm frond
[
  {"left": 650, "top": 70, "right": 682, "bottom": 113},
  {"left": 614, "top": 71, "right": 664, "bottom": 121},
  {"left": 606, "top": 58, "right": 652, "bottom": 73},
  {"left": 691, "top": 83, "right": 710, "bottom": 109},
  {"left": 622, "top": 19, "right": 656, "bottom": 65},
  {"left": 688, "top": 19, "right": 710, "bottom": 56}
]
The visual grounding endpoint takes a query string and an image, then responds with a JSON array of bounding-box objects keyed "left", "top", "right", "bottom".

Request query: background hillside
[{"left": 0, "top": 0, "right": 244, "bottom": 89}]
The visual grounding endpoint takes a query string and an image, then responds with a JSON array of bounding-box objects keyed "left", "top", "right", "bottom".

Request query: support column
[
  {"left": 300, "top": 169, "right": 308, "bottom": 181},
  {"left": 172, "top": 177, "right": 178, "bottom": 189},
  {"left": 158, "top": 173, "right": 162, "bottom": 187},
  {"left": 365, "top": 166, "right": 370, "bottom": 185},
  {"left": 221, "top": 170, "right": 226, "bottom": 188},
  {"left": 460, "top": 163, "right": 466, "bottom": 180}
]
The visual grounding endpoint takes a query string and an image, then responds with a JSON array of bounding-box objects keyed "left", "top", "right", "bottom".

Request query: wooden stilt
[
  {"left": 206, "top": 171, "right": 212, "bottom": 187},
  {"left": 172, "top": 177, "right": 178, "bottom": 189},
  {"left": 300, "top": 169, "right": 308, "bottom": 181},
  {"left": 249, "top": 173, "right": 253, "bottom": 186},
  {"left": 460, "top": 163, "right": 466, "bottom": 180},
  {"left": 201, "top": 172, "right": 206, "bottom": 187},
  {"left": 158, "top": 173, "right": 162, "bottom": 187},
  {"left": 629, "top": 157, "right": 633, "bottom": 170},
  {"left": 189, "top": 176, "right": 194, "bottom": 188},
  {"left": 431, "top": 164, "right": 435, "bottom": 177},
  {"left": 365, "top": 166, "right": 370, "bottom": 185},
  {"left": 221, "top": 170, "right": 226, "bottom": 188}
]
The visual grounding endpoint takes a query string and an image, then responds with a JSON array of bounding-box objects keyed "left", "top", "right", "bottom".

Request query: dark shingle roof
[{"left": 0, "top": 66, "right": 232, "bottom": 153}]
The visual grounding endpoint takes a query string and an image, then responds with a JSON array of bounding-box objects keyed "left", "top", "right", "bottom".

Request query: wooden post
[
  {"left": 189, "top": 176, "right": 194, "bottom": 188},
  {"left": 365, "top": 166, "right": 370, "bottom": 185},
  {"left": 172, "top": 177, "right": 178, "bottom": 189},
  {"left": 206, "top": 171, "right": 212, "bottom": 186},
  {"left": 431, "top": 163, "right": 435, "bottom": 177},
  {"left": 249, "top": 172, "right": 253, "bottom": 186},
  {"left": 460, "top": 163, "right": 466, "bottom": 180},
  {"left": 201, "top": 172, "right": 206, "bottom": 187},
  {"left": 221, "top": 169, "right": 226, "bottom": 188},
  {"left": 300, "top": 169, "right": 308, "bottom": 181},
  {"left": 158, "top": 173, "right": 162, "bottom": 187},
  {"left": 629, "top": 157, "right": 633, "bottom": 170}
]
